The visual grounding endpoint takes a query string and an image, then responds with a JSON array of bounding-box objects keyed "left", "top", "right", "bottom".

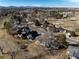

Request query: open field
[{"left": 48, "top": 18, "right": 79, "bottom": 33}]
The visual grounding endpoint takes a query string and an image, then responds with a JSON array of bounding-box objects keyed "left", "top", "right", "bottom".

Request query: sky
[{"left": 0, "top": 0, "right": 79, "bottom": 7}]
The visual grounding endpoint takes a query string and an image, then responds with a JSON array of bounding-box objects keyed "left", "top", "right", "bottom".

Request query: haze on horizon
[{"left": 0, "top": 0, "right": 79, "bottom": 7}]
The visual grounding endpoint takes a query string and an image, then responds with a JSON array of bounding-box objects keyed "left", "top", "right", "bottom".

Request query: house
[
  {"left": 58, "top": 27, "right": 65, "bottom": 32},
  {"left": 46, "top": 24, "right": 57, "bottom": 32},
  {"left": 58, "top": 27, "right": 76, "bottom": 37},
  {"left": 35, "top": 34, "right": 61, "bottom": 49},
  {"left": 16, "top": 26, "right": 39, "bottom": 40}
]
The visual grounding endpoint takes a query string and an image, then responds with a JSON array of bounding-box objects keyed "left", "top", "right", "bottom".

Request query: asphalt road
[
  {"left": 66, "top": 37, "right": 79, "bottom": 45},
  {"left": 29, "top": 25, "right": 79, "bottom": 45}
]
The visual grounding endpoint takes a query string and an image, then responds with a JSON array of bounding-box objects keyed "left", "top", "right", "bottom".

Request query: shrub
[
  {"left": 4, "top": 22, "right": 11, "bottom": 29},
  {"left": 50, "top": 11, "right": 63, "bottom": 19},
  {"left": 22, "top": 13, "right": 27, "bottom": 18},
  {"left": 70, "top": 31, "right": 76, "bottom": 37},
  {"left": 56, "top": 34, "right": 68, "bottom": 48},
  {"left": 34, "top": 20, "right": 41, "bottom": 26}
]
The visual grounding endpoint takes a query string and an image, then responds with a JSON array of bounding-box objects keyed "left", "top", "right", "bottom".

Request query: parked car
[{"left": 67, "top": 45, "right": 79, "bottom": 59}]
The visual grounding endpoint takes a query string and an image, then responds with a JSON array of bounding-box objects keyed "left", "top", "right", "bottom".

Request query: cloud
[
  {"left": 60, "top": 0, "right": 79, "bottom": 7},
  {"left": 68, "top": 0, "right": 79, "bottom": 3},
  {"left": 63, "top": 0, "right": 79, "bottom": 3},
  {"left": 30, "top": 4, "right": 41, "bottom": 7}
]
